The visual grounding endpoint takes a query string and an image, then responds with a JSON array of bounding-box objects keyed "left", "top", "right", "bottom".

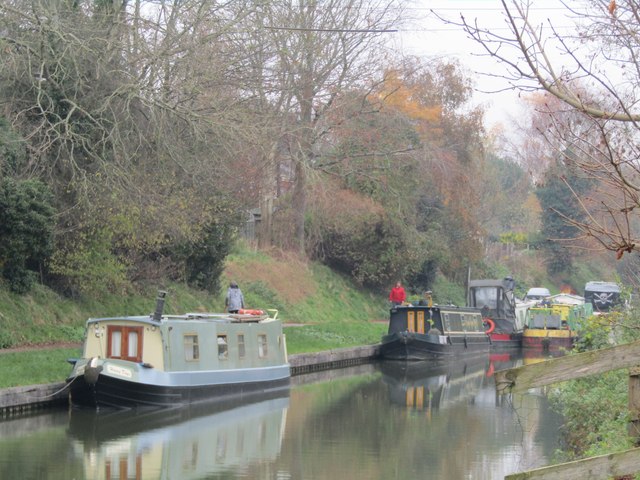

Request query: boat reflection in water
[
  {"left": 67, "top": 390, "right": 289, "bottom": 479},
  {"left": 522, "top": 348, "right": 568, "bottom": 365},
  {"left": 378, "top": 358, "right": 491, "bottom": 413}
]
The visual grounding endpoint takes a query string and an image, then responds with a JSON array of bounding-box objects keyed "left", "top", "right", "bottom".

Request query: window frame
[
  {"left": 184, "top": 334, "right": 200, "bottom": 362},
  {"left": 107, "top": 325, "right": 143, "bottom": 363}
]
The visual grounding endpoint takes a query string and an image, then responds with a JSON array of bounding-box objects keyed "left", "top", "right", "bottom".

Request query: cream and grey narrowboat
[{"left": 66, "top": 292, "right": 290, "bottom": 409}]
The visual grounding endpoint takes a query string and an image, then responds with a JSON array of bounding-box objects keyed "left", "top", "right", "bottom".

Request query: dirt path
[{"left": 0, "top": 342, "right": 82, "bottom": 354}]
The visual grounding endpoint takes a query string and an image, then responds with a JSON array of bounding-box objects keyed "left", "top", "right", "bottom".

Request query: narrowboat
[
  {"left": 66, "top": 291, "right": 290, "bottom": 409},
  {"left": 522, "top": 301, "right": 593, "bottom": 351},
  {"left": 379, "top": 304, "right": 491, "bottom": 360},
  {"left": 467, "top": 276, "right": 531, "bottom": 348}
]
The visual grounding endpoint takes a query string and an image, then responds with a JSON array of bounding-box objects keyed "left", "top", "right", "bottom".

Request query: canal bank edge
[{"left": 0, "top": 344, "right": 381, "bottom": 416}]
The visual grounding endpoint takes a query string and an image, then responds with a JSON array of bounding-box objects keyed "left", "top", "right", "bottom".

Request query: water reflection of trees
[
  {"left": 279, "top": 356, "right": 559, "bottom": 480},
  {"left": 0, "top": 357, "right": 563, "bottom": 479}
]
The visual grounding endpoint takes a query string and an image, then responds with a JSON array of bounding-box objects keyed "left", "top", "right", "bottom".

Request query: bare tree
[
  {"left": 0, "top": 0, "right": 261, "bottom": 210},
  {"left": 0, "top": 1, "right": 262, "bottom": 291},
  {"left": 436, "top": 0, "right": 640, "bottom": 258},
  {"left": 227, "top": 0, "right": 406, "bottom": 253}
]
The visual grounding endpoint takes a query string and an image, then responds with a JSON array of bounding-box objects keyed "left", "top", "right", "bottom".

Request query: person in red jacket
[{"left": 389, "top": 281, "right": 406, "bottom": 307}]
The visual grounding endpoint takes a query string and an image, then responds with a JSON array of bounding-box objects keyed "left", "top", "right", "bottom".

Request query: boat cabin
[
  {"left": 82, "top": 312, "right": 287, "bottom": 373},
  {"left": 467, "top": 277, "right": 526, "bottom": 332},
  {"left": 388, "top": 305, "right": 486, "bottom": 336},
  {"left": 525, "top": 302, "right": 593, "bottom": 332}
]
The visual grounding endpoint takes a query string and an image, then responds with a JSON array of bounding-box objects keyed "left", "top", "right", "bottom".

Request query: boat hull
[
  {"left": 522, "top": 330, "right": 576, "bottom": 351},
  {"left": 379, "top": 331, "right": 491, "bottom": 361},
  {"left": 67, "top": 361, "right": 291, "bottom": 409},
  {"left": 488, "top": 332, "right": 522, "bottom": 349}
]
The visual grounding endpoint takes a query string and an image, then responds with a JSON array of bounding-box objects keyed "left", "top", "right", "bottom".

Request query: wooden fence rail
[{"left": 495, "top": 340, "right": 640, "bottom": 480}]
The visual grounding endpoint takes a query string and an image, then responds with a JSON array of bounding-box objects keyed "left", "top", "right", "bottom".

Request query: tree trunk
[{"left": 292, "top": 158, "right": 307, "bottom": 253}]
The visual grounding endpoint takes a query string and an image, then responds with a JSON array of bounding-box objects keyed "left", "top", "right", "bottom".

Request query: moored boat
[
  {"left": 66, "top": 291, "right": 290, "bottom": 409},
  {"left": 522, "top": 301, "right": 593, "bottom": 351},
  {"left": 467, "top": 276, "right": 530, "bottom": 348},
  {"left": 379, "top": 304, "right": 491, "bottom": 361}
]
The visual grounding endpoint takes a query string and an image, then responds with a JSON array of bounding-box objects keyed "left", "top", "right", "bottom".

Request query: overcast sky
[{"left": 392, "top": 0, "right": 576, "bottom": 130}]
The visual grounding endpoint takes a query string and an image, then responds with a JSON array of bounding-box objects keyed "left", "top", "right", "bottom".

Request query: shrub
[
  {"left": 182, "top": 221, "right": 235, "bottom": 294},
  {"left": 0, "top": 178, "right": 55, "bottom": 293},
  {"left": 307, "top": 186, "right": 419, "bottom": 289},
  {"left": 48, "top": 227, "right": 129, "bottom": 298}
]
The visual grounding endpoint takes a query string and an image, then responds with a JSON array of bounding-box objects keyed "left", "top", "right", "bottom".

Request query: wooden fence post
[{"left": 629, "top": 366, "right": 640, "bottom": 445}]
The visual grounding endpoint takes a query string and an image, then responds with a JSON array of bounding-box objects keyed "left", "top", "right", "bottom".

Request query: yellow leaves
[{"left": 378, "top": 69, "right": 442, "bottom": 125}]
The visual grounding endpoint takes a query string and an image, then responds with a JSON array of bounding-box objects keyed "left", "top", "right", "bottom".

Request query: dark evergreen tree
[
  {"left": 0, "top": 179, "right": 56, "bottom": 293},
  {"left": 536, "top": 155, "right": 591, "bottom": 275}
]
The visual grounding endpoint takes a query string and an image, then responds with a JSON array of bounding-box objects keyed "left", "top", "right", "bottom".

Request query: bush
[
  {"left": 181, "top": 221, "right": 236, "bottom": 294},
  {"left": 307, "top": 186, "right": 420, "bottom": 289},
  {"left": 0, "top": 178, "right": 55, "bottom": 293},
  {"left": 48, "top": 227, "right": 129, "bottom": 298}
]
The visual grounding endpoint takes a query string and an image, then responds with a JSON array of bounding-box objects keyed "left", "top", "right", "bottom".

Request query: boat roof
[
  {"left": 585, "top": 281, "right": 620, "bottom": 292},
  {"left": 85, "top": 312, "right": 271, "bottom": 326},
  {"left": 526, "top": 287, "right": 551, "bottom": 296},
  {"left": 550, "top": 293, "right": 585, "bottom": 305},
  {"left": 468, "top": 279, "right": 506, "bottom": 288}
]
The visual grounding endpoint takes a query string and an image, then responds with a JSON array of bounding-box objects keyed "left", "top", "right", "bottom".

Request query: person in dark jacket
[{"left": 225, "top": 281, "right": 245, "bottom": 313}]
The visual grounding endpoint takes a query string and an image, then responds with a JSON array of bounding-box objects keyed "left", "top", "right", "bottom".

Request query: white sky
[{"left": 392, "top": 0, "right": 578, "bottom": 131}]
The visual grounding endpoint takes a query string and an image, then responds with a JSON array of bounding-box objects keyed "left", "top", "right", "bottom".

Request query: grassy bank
[{"left": 0, "top": 244, "right": 390, "bottom": 388}]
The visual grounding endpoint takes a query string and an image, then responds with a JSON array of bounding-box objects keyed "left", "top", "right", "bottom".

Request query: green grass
[
  {"left": 0, "top": 348, "right": 82, "bottom": 388},
  {"left": 284, "top": 321, "right": 387, "bottom": 354}
]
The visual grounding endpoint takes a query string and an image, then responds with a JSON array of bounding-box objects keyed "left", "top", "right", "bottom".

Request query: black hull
[
  {"left": 379, "top": 331, "right": 491, "bottom": 361},
  {"left": 68, "top": 373, "right": 291, "bottom": 410}
]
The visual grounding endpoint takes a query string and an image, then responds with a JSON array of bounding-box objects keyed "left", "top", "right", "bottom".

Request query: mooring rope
[{"left": 25, "top": 375, "right": 77, "bottom": 399}]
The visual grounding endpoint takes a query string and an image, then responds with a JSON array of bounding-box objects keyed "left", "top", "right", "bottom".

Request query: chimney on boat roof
[{"left": 153, "top": 290, "right": 167, "bottom": 321}]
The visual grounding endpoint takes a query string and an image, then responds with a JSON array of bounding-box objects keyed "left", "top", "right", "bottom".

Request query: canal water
[{"left": 0, "top": 353, "right": 562, "bottom": 480}]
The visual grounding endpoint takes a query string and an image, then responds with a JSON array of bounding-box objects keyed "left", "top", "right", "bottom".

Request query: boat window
[
  {"left": 217, "top": 335, "right": 228, "bottom": 360},
  {"left": 128, "top": 330, "right": 138, "bottom": 358},
  {"left": 110, "top": 330, "right": 122, "bottom": 357},
  {"left": 444, "top": 313, "right": 463, "bottom": 332},
  {"left": 238, "top": 334, "right": 246, "bottom": 358},
  {"left": 472, "top": 287, "right": 497, "bottom": 309},
  {"left": 107, "top": 326, "right": 143, "bottom": 362},
  {"left": 461, "top": 314, "right": 481, "bottom": 332},
  {"left": 407, "top": 311, "right": 416, "bottom": 332},
  {"left": 258, "top": 334, "right": 268, "bottom": 358},
  {"left": 184, "top": 334, "right": 199, "bottom": 361},
  {"left": 417, "top": 311, "right": 425, "bottom": 334}
]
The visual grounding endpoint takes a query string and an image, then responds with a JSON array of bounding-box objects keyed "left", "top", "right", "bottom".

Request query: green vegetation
[
  {"left": 548, "top": 309, "right": 640, "bottom": 462},
  {"left": 0, "top": 349, "right": 80, "bottom": 388},
  {"left": 285, "top": 322, "right": 387, "bottom": 355},
  {"left": 0, "top": 178, "right": 55, "bottom": 294},
  {"left": 0, "top": 243, "right": 389, "bottom": 388}
]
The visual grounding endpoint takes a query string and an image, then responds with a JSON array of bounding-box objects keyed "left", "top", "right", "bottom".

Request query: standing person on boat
[
  {"left": 419, "top": 290, "right": 433, "bottom": 307},
  {"left": 225, "top": 281, "right": 245, "bottom": 313},
  {"left": 389, "top": 281, "right": 406, "bottom": 307}
]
